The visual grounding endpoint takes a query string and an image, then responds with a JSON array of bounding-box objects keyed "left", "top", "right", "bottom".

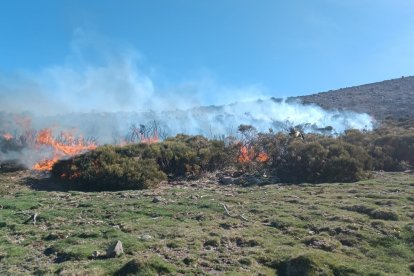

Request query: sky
[{"left": 1, "top": 0, "right": 414, "bottom": 113}]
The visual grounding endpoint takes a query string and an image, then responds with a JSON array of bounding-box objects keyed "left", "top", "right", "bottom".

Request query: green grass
[{"left": 0, "top": 171, "right": 413, "bottom": 275}]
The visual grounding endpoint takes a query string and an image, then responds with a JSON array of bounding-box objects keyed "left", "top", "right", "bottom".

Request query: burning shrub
[
  {"left": 52, "top": 135, "right": 231, "bottom": 190},
  {"left": 52, "top": 145, "right": 167, "bottom": 191}
]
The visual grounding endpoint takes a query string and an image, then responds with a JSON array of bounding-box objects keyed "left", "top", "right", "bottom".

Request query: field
[{"left": 0, "top": 170, "right": 413, "bottom": 275}]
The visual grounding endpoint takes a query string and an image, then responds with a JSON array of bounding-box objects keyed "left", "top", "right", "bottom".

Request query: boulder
[{"left": 107, "top": 240, "right": 124, "bottom": 257}]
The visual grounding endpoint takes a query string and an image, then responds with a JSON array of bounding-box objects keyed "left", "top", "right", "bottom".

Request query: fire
[
  {"left": 238, "top": 145, "right": 269, "bottom": 163},
  {"left": 2, "top": 133, "right": 13, "bottom": 140},
  {"left": 238, "top": 146, "right": 255, "bottom": 163},
  {"left": 33, "top": 159, "right": 56, "bottom": 171},
  {"left": 33, "top": 128, "right": 97, "bottom": 171},
  {"left": 257, "top": 152, "right": 270, "bottom": 162},
  {"left": 140, "top": 129, "right": 159, "bottom": 144},
  {"left": 128, "top": 123, "right": 160, "bottom": 144}
]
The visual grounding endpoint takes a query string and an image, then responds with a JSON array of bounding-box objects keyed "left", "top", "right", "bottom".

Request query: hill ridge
[{"left": 291, "top": 76, "right": 414, "bottom": 120}]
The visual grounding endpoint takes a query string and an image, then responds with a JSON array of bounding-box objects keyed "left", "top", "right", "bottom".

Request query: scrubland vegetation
[{"left": 50, "top": 119, "right": 414, "bottom": 191}]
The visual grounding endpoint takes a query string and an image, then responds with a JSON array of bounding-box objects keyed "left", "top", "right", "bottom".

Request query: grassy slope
[{"left": 0, "top": 171, "right": 413, "bottom": 275}]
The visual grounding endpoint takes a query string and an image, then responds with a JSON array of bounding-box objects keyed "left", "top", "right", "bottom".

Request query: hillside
[{"left": 292, "top": 76, "right": 414, "bottom": 120}]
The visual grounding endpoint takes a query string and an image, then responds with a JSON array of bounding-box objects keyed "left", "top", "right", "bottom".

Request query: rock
[
  {"left": 219, "top": 177, "right": 234, "bottom": 185},
  {"left": 152, "top": 196, "right": 163, "bottom": 203},
  {"left": 92, "top": 250, "right": 102, "bottom": 258},
  {"left": 107, "top": 240, "right": 124, "bottom": 257},
  {"left": 140, "top": 234, "right": 153, "bottom": 241}
]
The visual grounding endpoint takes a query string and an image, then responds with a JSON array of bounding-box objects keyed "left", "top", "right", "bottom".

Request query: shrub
[
  {"left": 52, "top": 135, "right": 231, "bottom": 191},
  {"left": 52, "top": 145, "right": 166, "bottom": 191},
  {"left": 273, "top": 139, "right": 370, "bottom": 183},
  {"left": 373, "top": 134, "right": 414, "bottom": 169},
  {"left": 147, "top": 135, "right": 230, "bottom": 177}
]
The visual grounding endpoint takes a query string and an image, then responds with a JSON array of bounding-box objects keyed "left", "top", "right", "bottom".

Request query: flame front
[
  {"left": 238, "top": 146, "right": 255, "bottom": 163},
  {"left": 33, "top": 128, "right": 97, "bottom": 171},
  {"left": 2, "top": 133, "right": 13, "bottom": 140},
  {"left": 140, "top": 129, "right": 159, "bottom": 144},
  {"left": 256, "top": 151, "right": 269, "bottom": 162},
  {"left": 238, "top": 145, "right": 269, "bottom": 163}
]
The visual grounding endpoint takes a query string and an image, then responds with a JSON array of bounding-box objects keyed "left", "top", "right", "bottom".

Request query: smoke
[{"left": 0, "top": 30, "right": 374, "bottom": 168}]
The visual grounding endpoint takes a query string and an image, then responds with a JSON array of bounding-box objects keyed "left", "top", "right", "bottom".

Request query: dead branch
[
  {"left": 32, "top": 213, "right": 38, "bottom": 225},
  {"left": 239, "top": 214, "right": 249, "bottom": 222},
  {"left": 220, "top": 203, "right": 232, "bottom": 216},
  {"left": 220, "top": 203, "right": 250, "bottom": 222},
  {"left": 23, "top": 212, "right": 38, "bottom": 225}
]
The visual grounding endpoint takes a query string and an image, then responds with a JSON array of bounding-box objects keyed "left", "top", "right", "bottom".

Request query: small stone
[
  {"left": 107, "top": 240, "right": 124, "bottom": 257},
  {"left": 140, "top": 234, "right": 153, "bottom": 241},
  {"left": 152, "top": 196, "right": 163, "bottom": 203},
  {"left": 308, "top": 230, "right": 315, "bottom": 235}
]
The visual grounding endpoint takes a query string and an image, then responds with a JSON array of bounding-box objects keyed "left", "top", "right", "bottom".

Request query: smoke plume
[{"left": 0, "top": 30, "right": 374, "bottom": 168}]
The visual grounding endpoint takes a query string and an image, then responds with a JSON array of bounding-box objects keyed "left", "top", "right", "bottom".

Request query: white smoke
[{"left": 0, "top": 30, "right": 375, "bottom": 167}]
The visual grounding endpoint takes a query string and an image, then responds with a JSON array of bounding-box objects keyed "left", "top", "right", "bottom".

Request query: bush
[
  {"left": 146, "top": 135, "right": 230, "bottom": 177},
  {"left": 52, "top": 145, "right": 167, "bottom": 191},
  {"left": 52, "top": 135, "right": 231, "bottom": 191},
  {"left": 373, "top": 134, "right": 414, "bottom": 170},
  {"left": 273, "top": 138, "right": 371, "bottom": 183}
]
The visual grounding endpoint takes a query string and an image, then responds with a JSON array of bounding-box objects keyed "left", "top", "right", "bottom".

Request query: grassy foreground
[{"left": 0, "top": 171, "right": 413, "bottom": 275}]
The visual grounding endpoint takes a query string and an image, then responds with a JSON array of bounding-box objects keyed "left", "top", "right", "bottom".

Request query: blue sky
[{"left": 1, "top": 0, "right": 414, "bottom": 109}]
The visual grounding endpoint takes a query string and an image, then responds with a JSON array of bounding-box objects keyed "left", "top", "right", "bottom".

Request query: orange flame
[
  {"left": 257, "top": 152, "right": 270, "bottom": 162},
  {"left": 238, "top": 146, "right": 255, "bottom": 163},
  {"left": 33, "top": 128, "right": 97, "bottom": 171},
  {"left": 140, "top": 129, "right": 159, "bottom": 144},
  {"left": 238, "top": 145, "right": 269, "bottom": 163},
  {"left": 2, "top": 133, "right": 13, "bottom": 140}
]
